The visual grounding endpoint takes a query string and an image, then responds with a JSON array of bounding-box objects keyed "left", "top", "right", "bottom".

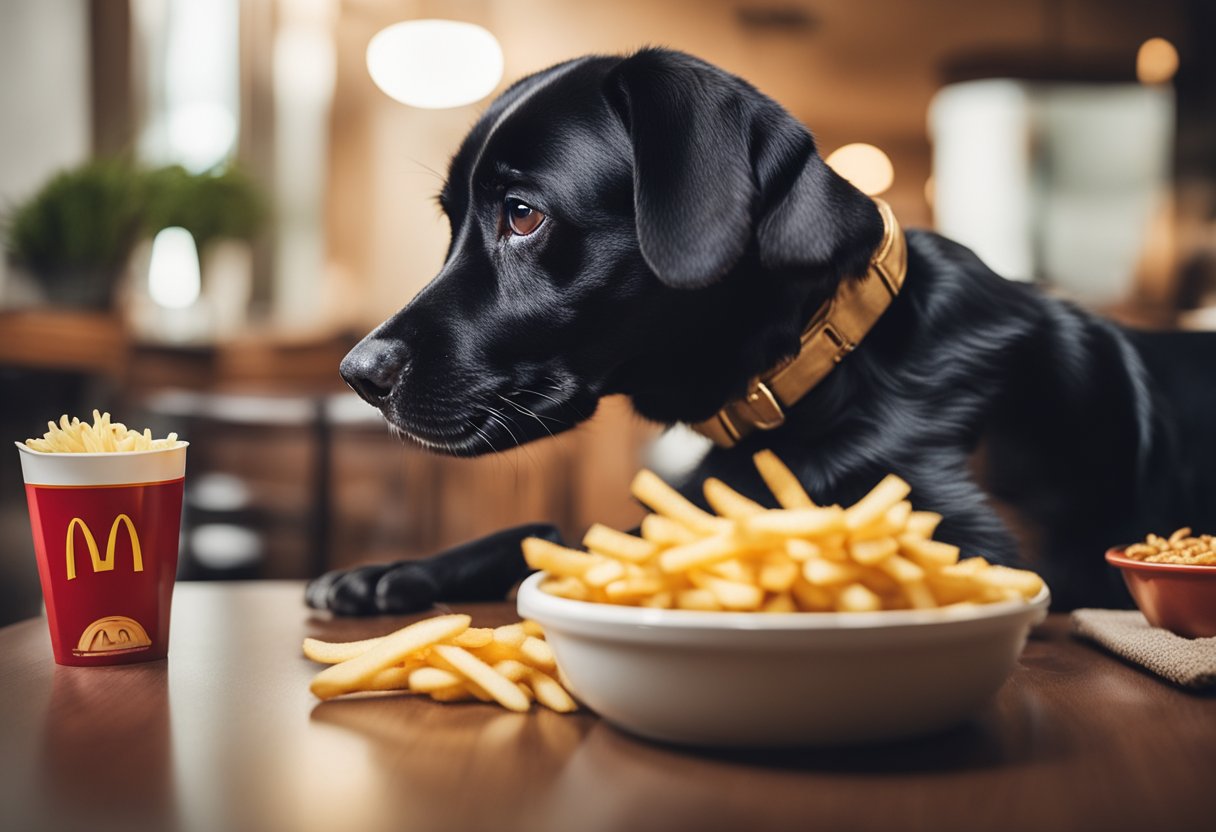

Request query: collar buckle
[
  {"left": 737, "top": 380, "right": 785, "bottom": 431},
  {"left": 708, "top": 380, "right": 785, "bottom": 447},
  {"left": 690, "top": 197, "right": 905, "bottom": 449}
]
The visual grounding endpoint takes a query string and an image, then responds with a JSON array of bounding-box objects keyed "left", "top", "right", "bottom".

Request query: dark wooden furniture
[
  {"left": 0, "top": 309, "right": 129, "bottom": 378},
  {"left": 1, "top": 582, "right": 1212, "bottom": 832}
]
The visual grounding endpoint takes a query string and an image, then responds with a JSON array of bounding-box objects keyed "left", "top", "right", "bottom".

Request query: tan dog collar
[{"left": 690, "top": 198, "right": 907, "bottom": 448}]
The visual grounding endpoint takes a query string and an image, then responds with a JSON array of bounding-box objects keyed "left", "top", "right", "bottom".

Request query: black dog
[{"left": 310, "top": 48, "right": 1216, "bottom": 614}]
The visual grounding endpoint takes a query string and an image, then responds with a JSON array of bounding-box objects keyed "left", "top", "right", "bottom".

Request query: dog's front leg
[
  {"left": 895, "top": 459, "right": 1023, "bottom": 568},
  {"left": 305, "top": 523, "right": 562, "bottom": 615}
]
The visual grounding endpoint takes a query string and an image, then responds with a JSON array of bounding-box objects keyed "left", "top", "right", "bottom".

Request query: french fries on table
[
  {"left": 304, "top": 615, "right": 576, "bottom": 713},
  {"left": 524, "top": 450, "right": 1045, "bottom": 613}
]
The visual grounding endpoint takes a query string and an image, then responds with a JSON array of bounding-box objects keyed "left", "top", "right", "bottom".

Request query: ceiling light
[
  {"left": 1136, "top": 38, "right": 1178, "bottom": 85},
  {"left": 366, "top": 20, "right": 503, "bottom": 109},
  {"left": 825, "top": 143, "right": 894, "bottom": 196}
]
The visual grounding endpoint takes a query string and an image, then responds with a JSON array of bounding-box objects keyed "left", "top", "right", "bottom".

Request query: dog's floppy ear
[{"left": 605, "top": 48, "right": 882, "bottom": 288}]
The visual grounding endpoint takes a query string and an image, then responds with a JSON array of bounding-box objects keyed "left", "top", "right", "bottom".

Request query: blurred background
[{"left": 2, "top": 0, "right": 1214, "bottom": 623}]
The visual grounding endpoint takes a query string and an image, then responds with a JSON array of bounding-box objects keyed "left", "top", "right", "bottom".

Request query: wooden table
[{"left": 1, "top": 583, "right": 1213, "bottom": 832}]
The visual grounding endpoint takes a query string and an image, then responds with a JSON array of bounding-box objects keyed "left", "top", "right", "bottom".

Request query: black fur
[{"left": 320, "top": 48, "right": 1216, "bottom": 614}]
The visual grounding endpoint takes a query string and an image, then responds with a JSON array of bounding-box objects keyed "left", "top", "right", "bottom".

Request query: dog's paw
[
  {"left": 304, "top": 523, "right": 564, "bottom": 615},
  {"left": 374, "top": 564, "right": 442, "bottom": 614},
  {"left": 305, "top": 565, "right": 391, "bottom": 615}
]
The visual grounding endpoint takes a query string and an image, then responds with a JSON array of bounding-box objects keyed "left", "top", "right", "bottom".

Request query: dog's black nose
[{"left": 340, "top": 338, "right": 408, "bottom": 405}]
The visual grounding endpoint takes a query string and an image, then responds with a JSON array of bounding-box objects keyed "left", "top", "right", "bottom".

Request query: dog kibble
[{"left": 1123, "top": 528, "right": 1216, "bottom": 565}]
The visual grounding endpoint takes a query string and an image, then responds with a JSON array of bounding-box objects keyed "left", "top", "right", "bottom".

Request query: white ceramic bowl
[{"left": 517, "top": 572, "right": 1050, "bottom": 747}]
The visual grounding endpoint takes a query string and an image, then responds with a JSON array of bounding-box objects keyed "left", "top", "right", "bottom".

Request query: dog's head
[{"left": 341, "top": 48, "right": 883, "bottom": 455}]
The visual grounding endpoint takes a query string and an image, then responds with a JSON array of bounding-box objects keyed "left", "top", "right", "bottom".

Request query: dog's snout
[{"left": 340, "top": 339, "right": 408, "bottom": 405}]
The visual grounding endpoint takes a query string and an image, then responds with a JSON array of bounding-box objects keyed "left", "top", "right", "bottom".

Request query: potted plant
[
  {"left": 3, "top": 159, "right": 145, "bottom": 310},
  {"left": 137, "top": 164, "right": 268, "bottom": 338},
  {"left": 142, "top": 164, "right": 268, "bottom": 250}
]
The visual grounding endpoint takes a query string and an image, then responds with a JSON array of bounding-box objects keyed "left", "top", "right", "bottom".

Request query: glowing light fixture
[
  {"left": 825, "top": 143, "right": 894, "bottom": 196},
  {"left": 1136, "top": 37, "right": 1178, "bottom": 85},
  {"left": 167, "top": 103, "right": 238, "bottom": 173},
  {"left": 148, "top": 227, "right": 201, "bottom": 309},
  {"left": 366, "top": 20, "right": 503, "bottom": 109}
]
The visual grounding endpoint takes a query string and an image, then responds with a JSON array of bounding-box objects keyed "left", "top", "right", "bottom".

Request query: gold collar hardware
[{"left": 690, "top": 198, "right": 907, "bottom": 448}]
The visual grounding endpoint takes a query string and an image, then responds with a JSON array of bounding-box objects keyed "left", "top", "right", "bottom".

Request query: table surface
[{"left": 1, "top": 583, "right": 1214, "bottom": 832}]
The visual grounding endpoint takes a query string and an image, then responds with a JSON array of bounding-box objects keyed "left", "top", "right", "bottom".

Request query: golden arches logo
[
  {"left": 75, "top": 615, "right": 152, "bottom": 655},
  {"left": 65, "top": 514, "right": 143, "bottom": 581}
]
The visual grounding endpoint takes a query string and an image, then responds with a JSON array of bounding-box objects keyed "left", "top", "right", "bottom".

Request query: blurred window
[
  {"left": 930, "top": 79, "right": 1173, "bottom": 303},
  {"left": 132, "top": 0, "right": 240, "bottom": 173}
]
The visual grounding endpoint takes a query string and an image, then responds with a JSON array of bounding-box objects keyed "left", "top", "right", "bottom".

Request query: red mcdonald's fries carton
[{"left": 16, "top": 441, "right": 187, "bottom": 666}]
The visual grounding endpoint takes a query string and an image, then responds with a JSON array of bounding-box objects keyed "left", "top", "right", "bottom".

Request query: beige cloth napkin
[{"left": 1071, "top": 609, "right": 1216, "bottom": 690}]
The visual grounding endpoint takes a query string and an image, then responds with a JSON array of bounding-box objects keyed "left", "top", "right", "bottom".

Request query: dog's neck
[{"left": 689, "top": 198, "right": 907, "bottom": 447}]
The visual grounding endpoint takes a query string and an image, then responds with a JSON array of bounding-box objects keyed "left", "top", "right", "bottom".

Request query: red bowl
[{"left": 1106, "top": 548, "right": 1216, "bottom": 638}]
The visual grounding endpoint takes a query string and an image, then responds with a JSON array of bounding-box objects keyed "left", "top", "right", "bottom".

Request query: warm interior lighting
[
  {"left": 148, "top": 226, "right": 201, "bottom": 309},
  {"left": 824, "top": 143, "right": 895, "bottom": 196},
  {"left": 1137, "top": 37, "right": 1178, "bottom": 85},
  {"left": 366, "top": 20, "right": 503, "bottom": 109},
  {"left": 167, "top": 103, "right": 238, "bottom": 173}
]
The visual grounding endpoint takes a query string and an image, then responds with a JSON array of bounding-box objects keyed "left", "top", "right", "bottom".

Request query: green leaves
[
  {"left": 142, "top": 164, "right": 268, "bottom": 250},
  {"left": 5, "top": 158, "right": 144, "bottom": 277},
  {"left": 4, "top": 159, "right": 268, "bottom": 279}
]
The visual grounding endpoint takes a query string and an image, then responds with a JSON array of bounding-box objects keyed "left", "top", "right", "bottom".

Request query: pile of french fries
[
  {"left": 24, "top": 411, "right": 179, "bottom": 453},
  {"left": 523, "top": 451, "right": 1045, "bottom": 613},
  {"left": 305, "top": 614, "right": 576, "bottom": 713}
]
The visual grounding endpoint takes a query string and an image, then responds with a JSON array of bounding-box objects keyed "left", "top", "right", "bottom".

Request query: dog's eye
[{"left": 504, "top": 198, "right": 545, "bottom": 236}]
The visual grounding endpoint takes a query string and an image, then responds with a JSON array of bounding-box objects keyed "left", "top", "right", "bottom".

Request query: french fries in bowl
[{"left": 517, "top": 452, "right": 1049, "bottom": 747}]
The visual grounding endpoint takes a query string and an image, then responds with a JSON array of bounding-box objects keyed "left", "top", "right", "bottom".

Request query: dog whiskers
[
  {"left": 498, "top": 393, "right": 558, "bottom": 438},
  {"left": 409, "top": 156, "right": 446, "bottom": 184},
  {"left": 516, "top": 387, "right": 566, "bottom": 410},
  {"left": 486, "top": 406, "right": 531, "bottom": 481},
  {"left": 466, "top": 418, "right": 496, "bottom": 455},
  {"left": 542, "top": 375, "right": 590, "bottom": 421},
  {"left": 483, "top": 405, "right": 521, "bottom": 447}
]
